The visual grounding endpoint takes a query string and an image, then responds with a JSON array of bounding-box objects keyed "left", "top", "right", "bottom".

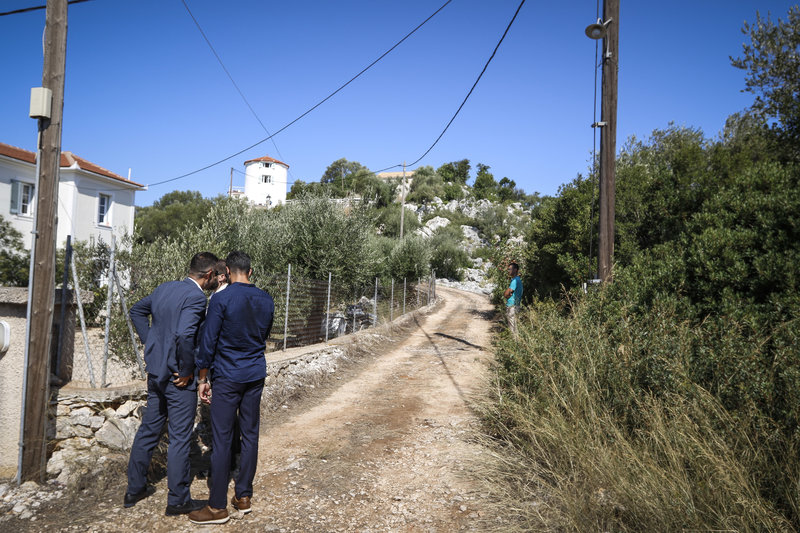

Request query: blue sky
[{"left": 1, "top": 0, "right": 797, "bottom": 206}]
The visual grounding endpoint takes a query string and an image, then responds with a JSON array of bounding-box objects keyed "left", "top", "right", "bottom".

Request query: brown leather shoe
[
  {"left": 231, "top": 495, "right": 252, "bottom": 514},
  {"left": 188, "top": 505, "right": 230, "bottom": 525}
]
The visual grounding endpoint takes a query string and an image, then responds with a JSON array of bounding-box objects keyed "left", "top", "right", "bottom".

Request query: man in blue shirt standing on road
[
  {"left": 503, "top": 262, "right": 523, "bottom": 338},
  {"left": 189, "top": 251, "right": 274, "bottom": 525}
]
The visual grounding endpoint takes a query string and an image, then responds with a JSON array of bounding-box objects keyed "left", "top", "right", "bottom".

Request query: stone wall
[{"left": 47, "top": 386, "right": 146, "bottom": 486}]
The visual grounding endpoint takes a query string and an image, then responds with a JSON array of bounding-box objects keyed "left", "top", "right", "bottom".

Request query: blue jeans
[
  {"left": 209, "top": 378, "right": 264, "bottom": 509},
  {"left": 127, "top": 375, "right": 197, "bottom": 506}
]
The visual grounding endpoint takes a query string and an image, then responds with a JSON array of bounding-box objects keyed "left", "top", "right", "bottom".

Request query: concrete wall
[{"left": 0, "top": 288, "right": 82, "bottom": 479}]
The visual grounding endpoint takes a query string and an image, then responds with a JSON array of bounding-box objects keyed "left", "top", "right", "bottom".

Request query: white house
[
  {"left": 241, "top": 155, "right": 289, "bottom": 207},
  {"left": 0, "top": 142, "right": 144, "bottom": 249}
]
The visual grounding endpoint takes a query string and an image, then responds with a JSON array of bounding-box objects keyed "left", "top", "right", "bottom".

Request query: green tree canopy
[
  {"left": 320, "top": 158, "right": 392, "bottom": 206},
  {"left": 0, "top": 214, "right": 29, "bottom": 286},
  {"left": 731, "top": 6, "right": 800, "bottom": 155},
  {"left": 472, "top": 163, "right": 498, "bottom": 200},
  {"left": 134, "top": 190, "right": 215, "bottom": 244},
  {"left": 436, "top": 159, "right": 471, "bottom": 184},
  {"left": 407, "top": 166, "right": 445, "bottom": 204}
]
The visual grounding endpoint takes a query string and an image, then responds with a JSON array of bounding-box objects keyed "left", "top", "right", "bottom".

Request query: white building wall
[
  {"left": 243, "top": 160, "right": 288, "bottom": 207},
  {"left": 0, "top": 158, "right": 139, "bottom": 251},
  {"left": 0, "top": 158, "right": 37, "bottom": 248}
]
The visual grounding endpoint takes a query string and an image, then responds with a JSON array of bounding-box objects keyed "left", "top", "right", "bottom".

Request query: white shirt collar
[{"left": 188, "top": 277, "right": 203, "bottom": 291}]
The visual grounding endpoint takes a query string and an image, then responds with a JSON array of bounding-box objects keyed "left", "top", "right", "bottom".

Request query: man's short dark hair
[
  {"left": 225, "top": 250, "right": 251, "bottom": 274},
  {"left": 509, "top": 262, "right": 520, "bottom": 272},
  {"left": 189, "top": 252, "right": 219, "bottom": 277}
]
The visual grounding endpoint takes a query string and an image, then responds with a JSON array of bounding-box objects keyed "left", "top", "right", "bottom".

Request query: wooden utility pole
[
  {"left": 597, "top": 0, "right": 619, "bottom": 282},
  {"left": 228, "top": 167, "right": 234, "bottom": 197},
  {"left": 20, "top": 0, "right": 68, "bottom": 483},
  {"left": 399, "top": 162, "right": 406, "bottom": 239}
]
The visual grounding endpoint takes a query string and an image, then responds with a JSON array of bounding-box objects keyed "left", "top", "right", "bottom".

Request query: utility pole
[
  {"left": 19, "top": 0, "right": 68, "bottom": 483},
  {"left": 597, "top": 0, "right": 619, "bottom": 282},
  {"left": 399, "top": 162, "right": 406, "bottom": 239},
  {"left": 228, "top": 167, "right": 233, "bottom": 197}
]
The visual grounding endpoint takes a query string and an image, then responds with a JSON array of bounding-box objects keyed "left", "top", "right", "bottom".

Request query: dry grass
[{"left": 477, "top": 301, "right": 797, "bottom": 532}]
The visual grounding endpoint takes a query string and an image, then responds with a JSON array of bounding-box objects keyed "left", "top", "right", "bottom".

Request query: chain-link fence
[{"left": 56, "top": 237, "right": 437, "bottom": 389}]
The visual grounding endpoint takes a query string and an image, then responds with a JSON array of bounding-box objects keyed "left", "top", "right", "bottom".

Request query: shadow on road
[{"left": 434, "top": 332, "right": 484, "bottom": 351}]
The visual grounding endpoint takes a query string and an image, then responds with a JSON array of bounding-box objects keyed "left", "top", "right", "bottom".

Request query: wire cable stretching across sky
[
  {"left": 145, "top": 0, "right": 454, "bottom": 189},
  {"left": 179, "top": 0, "right": 294, "bottom": 182},
  {"left": 375, "top": 0, "right": 527, "bottom": 173}
]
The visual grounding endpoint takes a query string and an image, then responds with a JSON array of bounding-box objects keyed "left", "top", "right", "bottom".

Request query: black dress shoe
[
  {"left": 123, "top": 486, "right": 154, "bottom": 508},
  {"left": 165, "top": 499, "right": 206, "bottom": 516}
]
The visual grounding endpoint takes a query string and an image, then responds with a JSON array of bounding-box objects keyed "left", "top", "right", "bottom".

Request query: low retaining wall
[{"left": 47, "top": 386, "right": 147, "bottom": 486}]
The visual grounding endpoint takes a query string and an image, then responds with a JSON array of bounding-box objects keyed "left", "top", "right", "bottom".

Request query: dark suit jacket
[{"left": 130, "top": 277, "right": 207, "bottom": 386}]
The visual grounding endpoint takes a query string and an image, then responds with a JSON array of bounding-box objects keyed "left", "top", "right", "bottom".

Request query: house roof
[
  {"left": 0, "top": 142, "right": 144, "bottom": 188},
  {"left": 243, "top": 155, "right": 289, "bottom": 168}
]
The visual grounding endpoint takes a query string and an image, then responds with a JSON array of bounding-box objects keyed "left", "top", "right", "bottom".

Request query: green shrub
[
  {"left": 387, "top": 236, "right": 430, "bottom": 280},
  {"left": 429, "top": 225, "right": 469, "bottom": 280}
]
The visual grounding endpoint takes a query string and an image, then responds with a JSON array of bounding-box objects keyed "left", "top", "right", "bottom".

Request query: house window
[
  {"left": 260, "top": 175, "right": 272, "bottom": 184},
  {"left": 10, "top": 180, "right": 35, "bottom": 216},
  {"left": 98, "top": 193, "right": 111, "bottom": 226},
  {"left": 20, "top": 183, "right": 35, "bottom": 216},
  {"left": 262, "top": 162, "right": 272, "bottom": 169}
]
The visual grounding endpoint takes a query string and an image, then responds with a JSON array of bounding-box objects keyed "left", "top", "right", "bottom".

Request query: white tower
[{"left": 243, "top": 155, "right": 289, "bottom": 207}]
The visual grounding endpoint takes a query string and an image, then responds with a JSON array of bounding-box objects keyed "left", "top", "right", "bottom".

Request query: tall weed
[{"left": 480, "top": 295, "right": 797, "bottom": 531}]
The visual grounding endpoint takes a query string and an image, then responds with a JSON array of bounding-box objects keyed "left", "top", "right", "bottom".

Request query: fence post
[
  {"left": 283, "top": 264, "right": 291, "bottom": 351},
  {"left": 403, "top": 278, "right": 406, "bottom": 315},
  {"left": 325, "top": 272, "right": 331, "bottom": 344},
  {"left": 70, "top": 253, "right": 96, "bottom": 388},
  {"left": 373, "top": 277, "right": 378, "bottom": 325},
  {"left": 55, "top": 236, "right": 72, "bottom": 378},
  {"left": 113, "top": 271, "right": 145, "bottom": 379},
  {"left": 427, "top": 274, "right": 430, "bottom": 305},
  {"left": 390, "top": 279, "right": 394, "bottom": 322},
  {"left": 101, "top": 235, "right": 116, "bottom": 387}
]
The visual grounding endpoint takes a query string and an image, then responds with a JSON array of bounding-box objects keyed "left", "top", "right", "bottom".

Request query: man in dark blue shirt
[{"left": 189, "top": 251, "right": 274, "bottom": 525}]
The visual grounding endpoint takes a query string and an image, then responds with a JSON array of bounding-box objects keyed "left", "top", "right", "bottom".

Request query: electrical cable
[
  {"left": 0, "top": 0, "right": 92, "bottom": 17},
  {"left": 179, "top": 0, "right": 294, "bottom": 182},
  {"left": 373, "top": 0, "right": 526, "bottom": 174},
  {"left": 145, "top": 0, "right": 454, "bottom": 189}
]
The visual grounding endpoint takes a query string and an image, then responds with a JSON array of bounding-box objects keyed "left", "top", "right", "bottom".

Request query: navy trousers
[
  {"left": 126, "top": 375, "right": 197, "bottom": 506},
  {"left": 209, "top": 378, "right": 264, "bottom": 509}
]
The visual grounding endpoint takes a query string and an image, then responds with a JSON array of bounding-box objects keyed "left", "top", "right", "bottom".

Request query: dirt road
[{"left": 11, "top": 287, "right": 503, "bottom": 532}]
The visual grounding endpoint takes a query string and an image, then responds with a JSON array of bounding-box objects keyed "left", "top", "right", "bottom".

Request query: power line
[
  {"left": 179, "top": 0, "right": 294, "bottom": 181},
  {"left": 0, "top": 0, "right": 92, "bottom": 17},
  {"left": 145, "top": 0, "right": 453, "bottom": 189},
  {"left": 374, "top": 0, "right": 526, "bottom": 173}
]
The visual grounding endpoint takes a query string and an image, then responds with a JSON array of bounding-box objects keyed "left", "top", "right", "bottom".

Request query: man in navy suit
[
  {"left": 123, "top": 252, "right": 219, "bottom": 515},
  {"left": 188, "top": 250, "right": 274, "bottom": 525}
]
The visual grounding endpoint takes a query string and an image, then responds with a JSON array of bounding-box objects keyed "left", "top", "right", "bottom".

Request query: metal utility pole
[
  {"left": 399, "top": 161, "right": 406, "bottom": 239},
  {"left": 597, "top": 0, "right": 619, "bottom": 282},
  {"left": 20, "top": 0, "right": 68, "bottom": 483}
]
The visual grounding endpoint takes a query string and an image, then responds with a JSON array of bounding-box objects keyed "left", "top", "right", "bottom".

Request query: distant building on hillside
[
  {"left": 0, "top": 142, "right": 144, "bottom": 249},
  {"left": 229, "top": 155, "right": 289, "bottom": 208},
  {"left": 377, "top": 170, "right": 415, "bottom": 202}
]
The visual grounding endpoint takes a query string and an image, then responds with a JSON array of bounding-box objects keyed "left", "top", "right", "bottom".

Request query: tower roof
[{"left": 244, "top": 155, "right": 289, "bottom": 168}]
